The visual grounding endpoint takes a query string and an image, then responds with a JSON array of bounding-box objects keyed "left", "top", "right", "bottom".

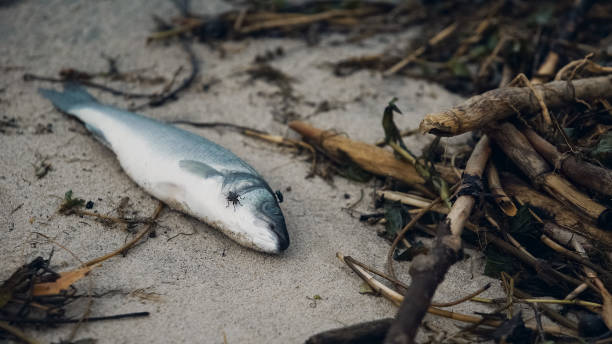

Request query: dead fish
[{"left": 39, "top": 84, "right": 289, "bottom": 253}]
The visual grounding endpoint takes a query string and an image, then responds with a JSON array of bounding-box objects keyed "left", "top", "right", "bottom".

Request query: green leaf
[
  {"left": 382, "top": 97, "right": 403, "bottom": 147},
  {"left": 468, "top": 45, "right": 489, "bottom": 59},
  {"left": 337, "top": 162, "right": 372, "bottom": 182},
  {"left": 359, "top": 282, "right": 377, "bottom": 295},
  {"left": 509, "top": 206, "right": 541, "bottom": 236},
  {"left": 591, "top": 131, "right": 612, "bottom": 168},
  {"left": 384, "top": 201, "right": 409, "bottom": 236},
  {"left": 485, "top": 33, "right": 499, "bottom": 51},
  {"left": 394, "top": 241, "right": 428, "bottom": 261},
  {"left": 447, "top": 59, "right": 470, "bottom": 78},
  {"left": 59, "top": 189, "right": 85, "bottom": 214},
  {"left": 484, "top": 246, "right": 520, "bottom": 277},
  {"left": 528, "top": 5, "right": 554, "bottom": 26}
]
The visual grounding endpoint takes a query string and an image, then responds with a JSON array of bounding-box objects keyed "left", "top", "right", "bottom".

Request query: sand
[{"left": 0, "top": 1, "right": 501, "bottom": 343}]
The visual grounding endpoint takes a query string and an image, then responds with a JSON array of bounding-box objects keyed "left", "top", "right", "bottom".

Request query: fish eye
[{"left": 262, "top": 200, "right": 281, "bottom": 216}]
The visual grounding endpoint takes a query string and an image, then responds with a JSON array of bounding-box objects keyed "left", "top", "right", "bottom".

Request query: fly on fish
[{"left": 39, "top": 84, "right": 289, "bottom": 253}]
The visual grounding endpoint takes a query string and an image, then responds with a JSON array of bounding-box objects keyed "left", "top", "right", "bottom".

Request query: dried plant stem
[
  {"left": 565, "top": 284, "right": 588, "bottom": 301},
  {"left": 384, "top": 22, "right": 457, "bottom": 76},
  {"left": 376, "top": 190, "right": 449, "bottom": 214},
  {"left": 510, "top": 73, "right": 552, "bottom": 125},
  {"left": 540, "top": 235, "right": 610, "bottom": 279},
  {"left": 419, "top": 75, "right": 612, "bottom": 136},
  {"left": 523, "top": 127, "right": 612, "bottom": 196},
  {"left": 519, "top": 298, "right": 601, "bottom": 308},
  {"left": 488, "top": 122, "right": 611, "bottom": 229},
  {"left": 384, "top": 136, "right": 491, "bottom": 344},
  {"left": 532, "top": 52, "right": 560, "bottom": 84},
  {"left": 486, "top": 162, "right": 517, "bottom": 216},
  {"left": 85, "top": 202, "right": 164, "bottom": 267},
  {"left": 336, "top": 253, "right": 576, "bottom": 337},
  {"left": 465, "top": 222, "right": 586, "bottom": 288},
  {"left": 288, "top": 121, "right": 459, "bottom": 186},
  {"left": 386, "top": 196, "right": 441, "bottom": 282},
  {"left": 513, "top": 288, "right": 578, "bottom": 331},
  {"left": 0, "top": 321, "right": 40, "bottom": 344},
  {"left": 239, "top": 8, "right": 377, "bottom": 33},
  {"left": 502, "top": 174, "right": 612, "bottom": 248}
]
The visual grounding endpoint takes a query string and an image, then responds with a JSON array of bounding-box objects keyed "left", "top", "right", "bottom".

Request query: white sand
[{"left": 0, "top": 1, "right": 500, "bottom": 343}]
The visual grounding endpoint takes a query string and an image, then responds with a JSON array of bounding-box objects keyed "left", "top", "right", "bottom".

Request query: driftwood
[
  {"left": 288, "top": 121, "right": 459, "bottom": 186},
  {"left": 384, "top": 136, "right": 491, "bottom": 344},
  {"left": 305, "top": 318, "right": 393, "bottom": 344},
  {"left": 502, "top": 174, "right": 612, "bottom": 248},
  {"left": 487, "top": 122, "right": 611, "bottom": 230},
  {"left": 522, "top": 127, "right": 612, "bottom": 196},
  {"left": 419, "top": 75, "right": 612, "bottom": 136}
]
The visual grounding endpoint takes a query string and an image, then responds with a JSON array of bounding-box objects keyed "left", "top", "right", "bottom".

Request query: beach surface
[{"left": 0, "top": 1, "right": 500, "bottom": 343}]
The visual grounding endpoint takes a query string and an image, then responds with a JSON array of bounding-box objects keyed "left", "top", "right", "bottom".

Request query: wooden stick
[
  {"left": 384, "top": 136, "right": 491, "bottom": 344},
  {"left": 502, "top": 174, "right": 612, "bottom": 248},
  {"left": 288, "top": 121, "right": 459, "bottom": 186},
  {"left": 522, "top": 127, "right": 612, "bottom": 196},
  {"left": 419, "top": 75, "right": 612, "bottom": 136}
]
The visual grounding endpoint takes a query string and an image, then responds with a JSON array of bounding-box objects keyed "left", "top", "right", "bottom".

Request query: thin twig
[
  {"left": 0, "top": 321, "right": 40, "bottom": 344},
  {"left": 0, "top": 312, "right": 150, "bottom": 324},
  {"left": 386, "top": 197, "right": 441, "bottom": 282},
  {"left": 85, "top": 202, "right": 164, "bottom": 267}
]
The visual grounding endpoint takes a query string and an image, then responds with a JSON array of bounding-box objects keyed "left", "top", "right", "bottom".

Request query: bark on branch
[{"left": 419, "top": 75, "right": 612, "bottom": 136}]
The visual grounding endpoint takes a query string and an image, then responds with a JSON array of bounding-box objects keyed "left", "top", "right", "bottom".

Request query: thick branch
[
  {"left": 419, "top": 75, "right": 612, "bottom": 136},
  {"left": 305, "top": 319, "right": 393, "bottom": 344},
  {"left": 384, "top": 136, "right": 491, "bottom": 344}
]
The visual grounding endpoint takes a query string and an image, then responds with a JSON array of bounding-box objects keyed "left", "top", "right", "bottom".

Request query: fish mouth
[{"left": 268, "top": 221, "right": 289, "bottom": 252}]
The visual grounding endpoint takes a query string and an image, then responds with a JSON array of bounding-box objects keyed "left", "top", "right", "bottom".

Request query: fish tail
[{"left": 38, "top": 83, "right": 99, "bottom": 113}]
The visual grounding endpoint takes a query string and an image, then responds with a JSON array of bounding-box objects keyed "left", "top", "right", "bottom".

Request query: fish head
[
  {"left": 230, "top": 187, "right": 289, "bottom": 254},
  {"left": 178, "top": 160, "right": 289, "bottom": 253}
]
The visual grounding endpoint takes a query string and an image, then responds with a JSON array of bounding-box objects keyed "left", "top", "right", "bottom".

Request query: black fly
[{"left": 226, "top": 190, "right": 242, "bottom": 210}]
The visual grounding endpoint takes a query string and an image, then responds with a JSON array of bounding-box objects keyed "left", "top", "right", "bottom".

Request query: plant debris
[{"left": 0, "top": 255, "right": 148, "bottom": 343}]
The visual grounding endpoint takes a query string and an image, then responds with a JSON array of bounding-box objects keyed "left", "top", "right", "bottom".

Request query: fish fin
[
  {"left": 38, "top": 83, "right": 98, "bottom": 113},
  {"left": 179, "top": 160, "right": 224, "bottom": 179},
  {"left": 84, "top": 123, "right": 112, "bottom": 149}
]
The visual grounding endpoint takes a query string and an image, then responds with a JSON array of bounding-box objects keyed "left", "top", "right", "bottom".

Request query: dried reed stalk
[
  {"left": 487, "top": 122, "right": 611, "bottom": 229},
  {"left": 288, "top": 121, "right": 459, "bottom": 186},
  {"left": 502, "top": 174, "right": 612, "bottom": 248},
  {"left": 522, "top": 127, "right": 612, "bottom": 196}
]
